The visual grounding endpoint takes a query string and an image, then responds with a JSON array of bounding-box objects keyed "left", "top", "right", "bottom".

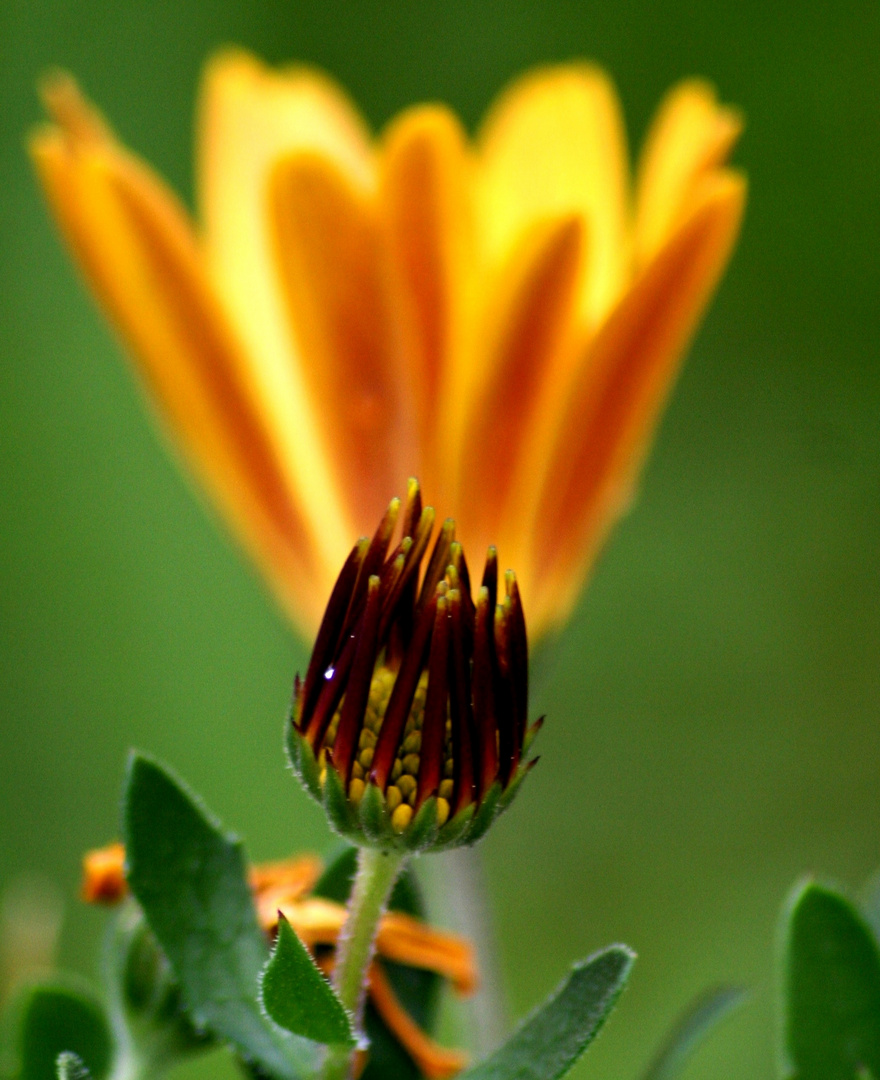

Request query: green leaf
[
  {"left": 460, "top": 945, "right": 635, "bottom": 1080},
  {"left": 123, "top": 752, "right": 318, "bottom": 1080},
  {"left": 55, "top": 1053, "right": 91, "bottom": 1080},
  {"left": 15, "top": 979, "right": 112, "bottom": 1080},
  {"left": 782, "top": 879, "right": 880, "bottom": 1080},
  {"left": 261, "top": 915, "right": 355, "bottom": 1046},
  {"left": 641, "top": 986, "right": 746, "bottom": 1080}
]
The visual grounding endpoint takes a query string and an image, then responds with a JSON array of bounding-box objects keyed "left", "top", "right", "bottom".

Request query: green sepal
[
  {"left": 123, "top": 752, "right": 318, "bottom": 1080},
  {"left": 434, "top": 803, "right": 476, "bottom": 851},
  {"left": 641, "top": 986, "right": 745, "bottom": 1080},
  {"left": 496, "top": 760, "right": 533, "bottom": 814},
  {"left": 463, "top": 783, "right": 502, "bottom": 846},
  {"left": 323, "top": 763, "right": 358, "bottom": 838},
  {"left": 404, "top": 797, "right": 440, "bottom": 852},
  {"left": 358, "top": 783, "right": 393, "bottom": 845},
  {"left": 55, "top": 1052, "right": 91, "bottom": 1080},
  {"left": 522, "top": 719, "right": 543, "bottom": 756},
  {"left": 12, "top": 977, "right": 113, "bottom": 1080},
  {"left": 287, "top": 726, "right": 323, "bottom": 803},
  {"left": 460, "top": 946, "right": 635, "bottom": 1080},
  {"left": 781, "top": 879, "right": 880, "bottom": 1080},
  {"left": 260, "top": 915, "right": 356, "bottom": 1047}
]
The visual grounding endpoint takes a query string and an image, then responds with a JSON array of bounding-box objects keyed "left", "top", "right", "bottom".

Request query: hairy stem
[{"left": 322, "top": 846, "right": 407, "bottom": 1080}]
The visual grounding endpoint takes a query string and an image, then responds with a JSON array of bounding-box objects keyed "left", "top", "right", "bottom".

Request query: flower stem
[{"left": 322, "top": 846, "right": 407, "bottom": 1080}]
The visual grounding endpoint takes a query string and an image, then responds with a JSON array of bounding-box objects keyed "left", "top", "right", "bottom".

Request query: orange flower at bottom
[{"left": 82, "top": 844, "right": 474, "bottom": 1079}]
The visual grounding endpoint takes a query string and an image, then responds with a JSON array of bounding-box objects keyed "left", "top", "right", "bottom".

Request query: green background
[{"left": 2, "top": 1, "right": 879, "bottom": 1077}]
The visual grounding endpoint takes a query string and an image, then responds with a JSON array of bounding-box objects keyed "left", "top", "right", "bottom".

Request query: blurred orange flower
[
  {"left": 31, "top": 54, "right": 744, "bottom": 640},
  {"left": 82, "top": 845, "right": 474, "bottom": 1079}
]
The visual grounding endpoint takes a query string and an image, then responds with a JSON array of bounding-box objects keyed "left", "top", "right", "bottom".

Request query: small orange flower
[
  {"left": 82, "top": 844, "right": 474, "bottom": 1079},
  {"left": 32, "top": 55, "right": 744, "bottom": 641}
]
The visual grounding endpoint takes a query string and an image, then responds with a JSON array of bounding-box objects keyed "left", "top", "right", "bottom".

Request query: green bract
[{"left": 288, "top": 482, "right": 540, "bottom": 854}]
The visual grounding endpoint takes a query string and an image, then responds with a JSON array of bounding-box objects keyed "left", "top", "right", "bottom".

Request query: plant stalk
[{"left": 322, "top": 846, "right": 407, "bottom": 1080}]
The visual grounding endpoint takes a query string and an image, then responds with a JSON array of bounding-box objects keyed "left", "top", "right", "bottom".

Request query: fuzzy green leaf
[
  {"left": 261, "top": 915, "right": 355, "bottom": 1047},
  {"left": 641, "top": 986, "right": 745, "bottom": 1080},
  {"left": 460, "top": 945, "right": 635, "bottom": 1080},
  {"left": 782, "top": 880, "right": 880, "bottom": 1080},
  {"left": 15, "top": 980, "right": 111, "bottom": 1080},
  {"left": 123, "top": 752, "right": 318, "bottom": 1080}
]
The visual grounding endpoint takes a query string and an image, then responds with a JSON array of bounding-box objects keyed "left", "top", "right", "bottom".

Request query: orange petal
[
  {"left": 249, "top": 855, "right": 323, "bottom": 903},
  {"left": 197, "top": 50, "right": 375, "bottom": 594},
  {"left": 368, "top": 962, "right": 468, "bottom": 1080},
  {"left": 376, "top": 912, "right": 477, "bottom": 996},
  {"left": 269, "top": 150, "right": 415, "bottom": 530},
  {"left": 634, "top": 80, "right": 743, "bottom": 267},
  {"left": 477, "top": 64, "right": 630, "bottom": 325},
  {"left": 531, "top": 172, "right": 747, "bottom": 632},
  {"left": 378, "top": 105, "right": 476, "bottom": 502},
  {"left": 454, "top": 214, "right": 584, "bottom": 571},
  {"left": 31, "top": 77, "right": 325, "bottom": 631},
  {"left": 268, "top": 897, "right": 347, "bottom": 946},
  {"left": 81, "top": 842, "right": 127, "bottom": 905}
]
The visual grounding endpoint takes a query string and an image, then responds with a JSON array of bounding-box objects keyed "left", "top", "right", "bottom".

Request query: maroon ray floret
[{"left": 292, "top": 481, "right": 530, "bottom": 814}]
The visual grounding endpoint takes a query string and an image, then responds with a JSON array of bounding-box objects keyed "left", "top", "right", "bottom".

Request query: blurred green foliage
[{"left": 1, "top": 1, "right": 879, "bottom": 1078}]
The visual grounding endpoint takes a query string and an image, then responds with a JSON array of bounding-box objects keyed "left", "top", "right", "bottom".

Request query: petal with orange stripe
[
  {"left": 634, "top": 79, "right": 743, "bottom": 267},
  {"left": 477, "top": 64, "right": 630, "bottom": 325},
  {"left": 531, "top": 172, "right": 747, "bottom": 630},
  {"left": 378, "top": 105, "right": 476, "bottom": 498},
  {"left": 270, "top": 150, "right": 415, "bottom": 532},
  {"left": 30, "top": 79, "right": 321, "bottom": 627}
]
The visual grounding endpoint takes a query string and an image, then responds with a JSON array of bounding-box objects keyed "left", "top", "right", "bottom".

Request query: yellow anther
[
  {"left": 436, "top": 798, "right": 450, "bottom": 827},
  {"left": 391, "top": 804, "right": 413, "bottom": 833},
  {"left": 397, "top": 775, "right": 417, "bottom": 803},
  {"left": 391, "top": 760, "right": 403, "bottom": 783},
  {"left": 351, "top": 762, "right": 365, "bottom": 781},
  {"left": 439, "top": 779, "right": 454, "bottom": 801},
  {"left": 349, "top": 778, "right": 365, "bottom": 805},
  {"left": 402, "top": 754, "right": 420, "bottom": 776},
  {"left": 402, "top": 732, "right": 421, "bottom": 754},
  {"left": 386, "top": 785, "right": 403, "bottom": 813},
  {"left": 359, "top": 747, "right": 374, "bottom": 770},
  {"left": 443, "top": 759, "right": 454, "bottom": 779},
  {"left": 359, "top": 729, "right": 376, "bottom": 749}
]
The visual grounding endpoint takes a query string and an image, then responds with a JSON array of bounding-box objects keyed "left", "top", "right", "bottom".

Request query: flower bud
[{"left": 288, "top": 480, "right": 540, "bottom": 853}]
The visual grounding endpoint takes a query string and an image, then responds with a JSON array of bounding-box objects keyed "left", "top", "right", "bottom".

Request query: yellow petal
[
  {"left": 31, "top": 84, "right": 324, "bottom": 629},
  {"left": 530, "top": 172, "right": 747, "bottom": 633},
  {"left": 378, "top": 104, "right": 476, "bottom": 502},
  {"left": 197, "top": 50, "right": 375, "bottom": 579},
  {"left": 454, "top": 214, "right": 584, "bottom": 570},
  {"left": 368, "top": 962, "right": 469, "bottom": 1080},
  {"left": 634, "top": 79, "right": 743, "bottom": 267},
  {"left": 270, "top": 150, "right": 415, "bottom": 530},
  {"left": 477, "top": 64, "right": 630, "bottom": 325}
]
